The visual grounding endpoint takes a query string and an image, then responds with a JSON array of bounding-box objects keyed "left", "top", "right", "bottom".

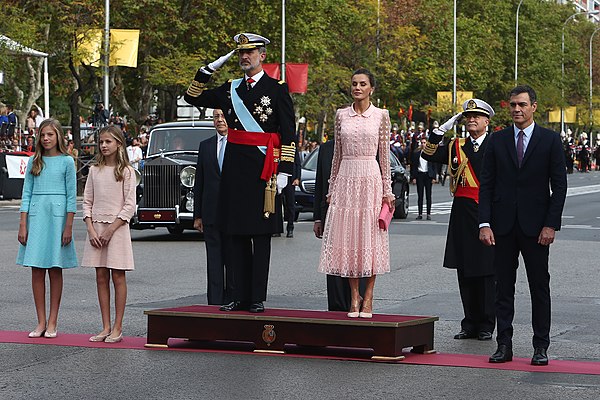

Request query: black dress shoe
[
  {"left": 249, "top": 302, "right": 265, "bottom": 313},
  {"left": 454, "top": 330, "right": 477, "bottom": 340},
  {"left": 489, "top": 344, "right": 513, "bottom": 363},
  {"left": 531, "top": 348, "right": 549, "bottom": 366},
  {"left": 478, "top": 331, "right": 493, "bottom": 341},
  {"left": 416, "top": 215, "right": 423, "bottom": 220},
  {"left": 272, "top": 233, "right": 281, "bottom": 237},
  {"left": 286, "top": 230, "right": 294, "bottom": 238},
  {"left": 219, "top": 301, "right": 249, "bottom": 312}
]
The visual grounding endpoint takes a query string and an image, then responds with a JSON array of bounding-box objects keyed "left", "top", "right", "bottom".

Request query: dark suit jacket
[
  {"left": 313, "top": 140, "right": 334, "bottom": 223},
  {"left": 410, "top": 148, "right": 437, "bottom": 181},
  {"left": 478, "top": 124, "right": 567, "bottom": 237},
  {"left": 193, "top": 134, "right": 221, "bottom": 225}
]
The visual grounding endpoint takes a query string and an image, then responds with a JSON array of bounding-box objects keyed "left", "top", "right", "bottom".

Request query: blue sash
[{"left": 230, "top": 78, "right": 266, "bottom": 153}]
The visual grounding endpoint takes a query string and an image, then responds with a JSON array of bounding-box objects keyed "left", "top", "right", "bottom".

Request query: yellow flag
[
  {"left": 109, "top": 29, "right": 139, "bottom": 68},
  {"left": 548, "top": 108, "right": 561, "bottom": 123},
  {"left": 77, "top": 29, "right": 102, "bottom": 67},
  {"left": 437, "top": 91, "right": 474, "bottom": 113},
  {"left": 564, "top": 106, "right": 576, "bottom": 124}
]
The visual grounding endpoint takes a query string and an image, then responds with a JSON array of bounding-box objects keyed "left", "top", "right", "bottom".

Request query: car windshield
[
  {"left": 147, "top": 127, "right": 215, "bottom": 156},
  {"left": 302, "top": 148, "right": 319, "bottom": 171}
]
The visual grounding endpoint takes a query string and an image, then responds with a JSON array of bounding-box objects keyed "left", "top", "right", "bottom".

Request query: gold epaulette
[
  {"left": 186, "top": 80, "right": 205, "bottom": 97},
  {"left": 228, "top": 79, "right": 233, "bottom": 83},
  {"left": 422, "top": 141, "right": 438, "bottom": 156},
  {"left": 280, "top": 143, "right": 296, "bottom": 162},
  {"left": 278, "top": 80, "right": 285, "bottom": 85}
]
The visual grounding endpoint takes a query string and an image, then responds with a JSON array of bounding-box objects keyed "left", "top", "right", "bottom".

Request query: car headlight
[
  {"left": 185, "top": 191, "right": 194, "bottom": 211},
  {"left": 180, "top": 166, "right": 196, "bottom": 188}
]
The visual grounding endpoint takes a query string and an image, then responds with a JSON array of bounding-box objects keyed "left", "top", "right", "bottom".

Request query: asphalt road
[{"left": 0, "top": 170, "right": 599, "bottom": 399}]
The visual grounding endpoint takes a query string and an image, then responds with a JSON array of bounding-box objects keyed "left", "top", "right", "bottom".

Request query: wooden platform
[{"left": 144, "top": 305, "right": 438, "bottom": 360}]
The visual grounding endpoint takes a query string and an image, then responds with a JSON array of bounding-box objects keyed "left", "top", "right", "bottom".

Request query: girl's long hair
[
  {"left": 94, "top": 125, "right": 131, "bottom": 182},
  {"left": 30, "top": 119, "right": 68, "bottom": 176}
]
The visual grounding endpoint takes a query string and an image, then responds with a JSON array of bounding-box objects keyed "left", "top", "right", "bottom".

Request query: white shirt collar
[
  {"left": 513, "top": 122, "right": 535, "bottom": 138},
  {"left": 470, "top": 132, "right": 487, "bottom": 146},
  {"left": 348, "top": 102, "right": 375, "bottom": 118},
  {"left": 245, "top": 69, "right": 265, "bottom": 84}
]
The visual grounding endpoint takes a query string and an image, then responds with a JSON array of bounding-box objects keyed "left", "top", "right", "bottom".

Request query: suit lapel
[
  {"left": 521, "top": 124, "right": 542, "bottom": 168},
  {"left": 504, "top": 126, "right": 519, "bottom": 167}
]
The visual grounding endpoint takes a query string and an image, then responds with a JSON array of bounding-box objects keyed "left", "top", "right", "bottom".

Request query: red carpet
[{"left": 2, "top": 330, "right": 599, "bottom": 375}]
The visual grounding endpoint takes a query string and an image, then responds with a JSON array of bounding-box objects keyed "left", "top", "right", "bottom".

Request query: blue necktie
[{"left": 218, "top": 136, "right": 226, "bottom": 171}]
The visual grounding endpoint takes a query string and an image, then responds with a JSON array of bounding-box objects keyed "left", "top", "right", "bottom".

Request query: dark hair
[
  {"left": 352, "top": 68, "right": 376, "bottom": 88},
  {"left": 509, "top": 85, "right": 537, "bottom": 104}
]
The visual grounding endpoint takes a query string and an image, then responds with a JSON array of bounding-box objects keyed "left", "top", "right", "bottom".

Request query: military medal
[{"left": 473, "top": 144, "right": 479, "bottom": 152}]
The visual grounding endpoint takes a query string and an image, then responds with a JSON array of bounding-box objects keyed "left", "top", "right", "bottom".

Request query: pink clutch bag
[{"left": 378, "top": 203, "right": 393, "bottom": 231}]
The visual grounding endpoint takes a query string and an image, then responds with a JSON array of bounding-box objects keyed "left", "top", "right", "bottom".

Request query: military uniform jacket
[
  {"left": 422, "top": 133, "right": 494, "bottom": 277},
  {"left": 184, "top": 69, "right": 296, "bottom": 235}
]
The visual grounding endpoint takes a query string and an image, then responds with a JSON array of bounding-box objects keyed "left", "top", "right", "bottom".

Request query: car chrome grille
[
  {"left": 302, "top": 180, "right": 316, "bottom": 194},
  {"left": 143, "top": 164, "right": 180, "bottom": 208}
]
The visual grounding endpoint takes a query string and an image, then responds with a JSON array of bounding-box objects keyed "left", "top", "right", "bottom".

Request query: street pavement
[{"left": 0, "top": 171, "right": 599, "bottom": 399}]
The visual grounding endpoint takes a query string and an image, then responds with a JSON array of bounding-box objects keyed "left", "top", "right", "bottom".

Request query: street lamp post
[
  {"left": 590, "top": 27, "right": 600, "bottom": 136},
  {"left": 515, "top": 0, "right": 524, "bottom": 85},
  {"left": 453, "top": 0, "right": 457, "bottom": 111},
  {"left": 561, "top": 10, "right": 600, "bottom": 135}
]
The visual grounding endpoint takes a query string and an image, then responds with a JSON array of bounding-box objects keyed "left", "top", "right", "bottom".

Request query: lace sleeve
[
  {"left": 326, "top": 109, "right": 343, "bottom": 199},
  {"left": 378, "top": 110, "right": 394, "bottom": 201}
]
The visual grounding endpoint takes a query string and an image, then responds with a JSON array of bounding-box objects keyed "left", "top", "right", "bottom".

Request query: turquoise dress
[{"left": 16, "top": 155, "right": 78, "bottom": 269}]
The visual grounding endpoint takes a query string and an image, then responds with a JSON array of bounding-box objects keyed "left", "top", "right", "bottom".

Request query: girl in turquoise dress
[{"left": 17, "top": 119, "right": 78, "bottom": 339}]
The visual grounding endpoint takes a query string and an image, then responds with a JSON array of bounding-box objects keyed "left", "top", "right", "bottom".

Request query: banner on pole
[
  {"left": 77, "top": 29, "right": 102, "bottom": 67},
  {"left": 109, "top": 29, "right": 139, "bottom": 68},
  {"left": 263, "top": 63, "right": 308, "bottom": 94},
  {"left": 6, "top": 154, "right": 30, "bottom": 179},
  {"left": 549, "top": 107, "right": 577, "bottom": 123}
]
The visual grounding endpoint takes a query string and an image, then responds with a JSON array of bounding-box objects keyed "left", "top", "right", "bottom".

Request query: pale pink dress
[
  {"left": 81, "top": 165, "right": 136, "bottom": 270},
  {"left": 318, "top": 104, "right": 393, "bottom": 278}
]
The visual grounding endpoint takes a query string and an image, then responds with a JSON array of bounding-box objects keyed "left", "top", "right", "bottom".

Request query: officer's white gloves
[
  {"left": 433, "top": 112, "right": 462, "bottom": 136},
  {"left": 202, "top": 50, "right": 236, "bottom": 74},
  {"left": 276, "top": 173, "right": 289, "bottom": 194}
]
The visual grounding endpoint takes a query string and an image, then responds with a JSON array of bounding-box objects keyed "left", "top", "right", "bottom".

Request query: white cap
[
  {"left": 234, "top": 33, "right": 270, "bottom": 50},
  {"left": 462, "top": 98, "right": 495, "bottom": 118},
  {"left": 298, "top": 117, "right": 306, "bottom": 124}
]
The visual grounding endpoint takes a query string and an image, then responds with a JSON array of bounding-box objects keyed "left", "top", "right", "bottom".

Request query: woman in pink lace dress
[{"left": 318, "top": 69, "right": 395, "bottom": 318}]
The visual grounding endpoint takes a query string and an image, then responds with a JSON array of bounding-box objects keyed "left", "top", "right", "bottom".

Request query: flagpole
[
  {"left": 104, "top": 0, "right": 110, "bottom": 110},
  {"left": 281, "top": 0, "right": 286, "bottom": 82}
]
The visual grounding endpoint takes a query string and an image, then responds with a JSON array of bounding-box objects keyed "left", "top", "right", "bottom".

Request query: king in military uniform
[
  {"left": 421, "top": 98, "right": 496, "bottom": 341},
  {"left": 184, "top": 33, "right": 296, "bottom": 313}
]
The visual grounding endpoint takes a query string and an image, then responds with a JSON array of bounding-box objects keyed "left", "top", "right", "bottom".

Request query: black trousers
[
  {"left": 282, "top": 184, "right": 295, "bottom": 229},
  {"left": 457, "top": 270, "right": 495, "bottom": 334},
  {"left": 326, "top": 275, "right": 367, "bottom": 312},
  {"left": 203, "top": 225, "right": 232, "bottom": 305},
  {"left": 494, "top": 224, "right": 551, "bottom": 349},
  {"left": 228, "top": 234, "right": 271, "bottom": 303},
  {"left": 416, "top": 171, "right": 433, "bottom": 215}
]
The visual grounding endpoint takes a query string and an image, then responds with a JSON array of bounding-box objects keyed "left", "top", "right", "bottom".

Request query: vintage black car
[
  {"left": 294, "top": 147, "right": 410, "bottom": 219},
  {"left": 130, "top": 120, "right": 215, "bottom": 234}
]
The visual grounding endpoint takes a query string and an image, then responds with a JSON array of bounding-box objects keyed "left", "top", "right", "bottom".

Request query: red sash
[
  {"left": 453, "top": 139, "right": 480, "bottom": 203},
  {"left": 227, "top": 128, "right": 280, "bottom": 181}
]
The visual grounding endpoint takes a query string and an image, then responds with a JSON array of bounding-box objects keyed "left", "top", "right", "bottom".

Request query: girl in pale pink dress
[
  {"left": 82, "top": 126, "right": 136, "bottom": 343},
  {"left": 318, "top": 69, "right": 394, "bottom": 318}
]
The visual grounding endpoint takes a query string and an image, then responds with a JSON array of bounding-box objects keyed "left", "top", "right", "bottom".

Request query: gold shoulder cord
[{"left": 448, "top": 139, "right": 469, "bottom": 195}]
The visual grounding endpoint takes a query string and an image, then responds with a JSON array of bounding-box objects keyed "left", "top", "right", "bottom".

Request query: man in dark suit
[
  {"left": 193, "top": 109, "right": 232, "bottom": 305},
  {"left": 422, "top": 99, "right": 495, "bottom": 341},
  {"left": 479, "top": 85, "right": 567, "bottom": 366},
  {"left": 184, "top": 32, "right": 296, "bottom": 313},
  {"left": 410, "top": 137, "right": 436, "bottom": 220}
]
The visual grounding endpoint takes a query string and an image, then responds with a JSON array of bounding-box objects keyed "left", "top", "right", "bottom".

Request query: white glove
[
  {"left": 436, "top": 112, "right": 463, "bottom": 134},
  {"left": 205, "top": 50, "right": 236, "bottom": 72},
  {"left": 276, "top": 173, "right": 289, "bottom": 194}
]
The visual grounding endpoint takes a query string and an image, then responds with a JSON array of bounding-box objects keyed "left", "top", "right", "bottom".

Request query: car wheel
[
  {"left": 167, "top": 226, "right": 184, "bottom": 235},
  {"left": 393, "top": 183, "right": 409, "bottom": 219}
]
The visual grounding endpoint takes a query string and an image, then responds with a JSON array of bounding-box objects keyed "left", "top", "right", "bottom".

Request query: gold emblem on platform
[
  {"left": 154, "top": 213, "right": 162, "bottom": 219},
  {"left": 262, "top": 324, "right": 276, "bottom": 346}
]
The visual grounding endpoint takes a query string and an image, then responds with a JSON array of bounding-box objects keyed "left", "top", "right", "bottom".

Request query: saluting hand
[{"left": 206, "top": 50, "right": 236, "bottom": 72}]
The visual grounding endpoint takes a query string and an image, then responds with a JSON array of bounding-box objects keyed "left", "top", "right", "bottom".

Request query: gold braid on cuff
[
  {"left": 422, "top": 142, "right": 438, "bottom": 156},
  {"left": 186, "top": 80, "right": 206, "bottom": 97}
]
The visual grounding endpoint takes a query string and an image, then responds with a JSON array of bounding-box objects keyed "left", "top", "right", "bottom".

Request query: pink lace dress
[{"left": 318, "top": 104, "right": 393, "bottom": 277}]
